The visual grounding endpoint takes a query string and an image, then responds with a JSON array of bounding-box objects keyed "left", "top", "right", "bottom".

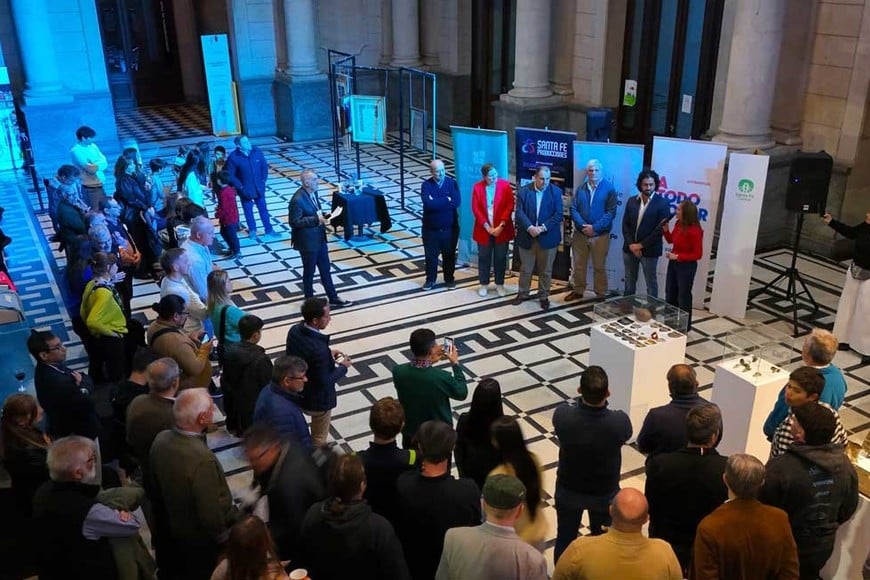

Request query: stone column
[
  {"left": 10, "top": 0, "right": 63, "bottom": 103},
  {"left": 713, "top": 0, "right": 786, "bottom": 150},
  {"left": 507, "top": 0, "right": 553, "bottom": 100},
  {"left": 420, "top": 0, "right": 440, "bottom": 68},
  {"left": 549, "top": 0, "right": 574, "bottom": 95},
  {"left": 285, "top": 0, "right": 319, "bottom": 76},
  {"left": 380, "top": 0, "right": 393, "bottom": 66},
  {"left": 770, "top": 0, "right": 818, "bottom": 146},
  {"left": 391, "top": 0, "right": 421, "bottom": 67}
]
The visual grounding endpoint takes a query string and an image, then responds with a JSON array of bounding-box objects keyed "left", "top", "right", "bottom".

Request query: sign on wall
[{"left": 200, "top": 35, "right": 241, "bottom": 136}]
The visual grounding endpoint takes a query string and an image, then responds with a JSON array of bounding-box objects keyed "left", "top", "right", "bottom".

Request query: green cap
[{"left": 483, "top": 474, "right": 526, "bottom": 509}]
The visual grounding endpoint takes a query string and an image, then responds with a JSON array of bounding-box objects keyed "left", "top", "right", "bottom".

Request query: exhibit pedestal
[
  {"left": 589, "top": 322, "right": 687, "bottom": 437},
  {"left": 711, "top": 357, "right": 785, "bottom": 459}
]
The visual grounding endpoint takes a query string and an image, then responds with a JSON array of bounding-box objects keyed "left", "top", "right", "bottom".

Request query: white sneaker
[
  {"left": 496, "top": 285, "right": 507, "bottom": 297},
  {"left": 478, "top": 285, "right": 488, "bottom": 297}
]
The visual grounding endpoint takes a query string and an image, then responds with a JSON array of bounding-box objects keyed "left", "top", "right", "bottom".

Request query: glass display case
[
  {"left": 723, "top": 325, "right": 795, "bottom": 378},
  {"left": 593, "top": 294, "right": 689, "bottom": 334}
]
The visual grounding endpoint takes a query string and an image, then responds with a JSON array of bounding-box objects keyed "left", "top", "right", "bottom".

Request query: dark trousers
[
  {"left": 665, "top": 260, "right": 697, "bottom": 331},
  {"left": 219, "top": 223, "right": 240, "bottom": 254},
  {"left": 94, "top": 334, "right": 128, "bottom": 384},
  {"left": 554, "top": 484, "right": 615, "bottom": 564},
  {"left": 241, "top": 195, "right": 273, "bottom": 234},
  {"left": 300, "top": 240, "right": 339, "bottom": 301},
  {"left": 477, "top": 236, "right": 509, "bottom": 285},
  {"left": 422, "top": 227, "right": 456, "bottom": 284},
  {"left": 71, "top": 315, "right": 101, "bottom": 381}
]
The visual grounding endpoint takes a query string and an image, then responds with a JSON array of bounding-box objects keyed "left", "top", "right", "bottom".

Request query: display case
[
  {"left": 723, "top": 325, "right": 795, "bottom": 378},
  {"left": 593, "top": 294, "right": 689, "bottom": 338}
]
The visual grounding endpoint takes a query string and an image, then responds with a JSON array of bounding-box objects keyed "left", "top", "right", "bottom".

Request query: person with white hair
[
  {"left": 32, "top": 436, "right": 143, "bottom": 578},
  {"left": 181, "top": 215, "right": 218, "bottom": 335},
  {"left": 149, "top": 388, "right": 241, "bottom": 579}
]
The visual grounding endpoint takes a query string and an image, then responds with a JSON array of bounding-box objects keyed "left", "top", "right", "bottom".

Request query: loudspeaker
[{"left": 786, "top": 151, "right": 833, "bottom": 213}]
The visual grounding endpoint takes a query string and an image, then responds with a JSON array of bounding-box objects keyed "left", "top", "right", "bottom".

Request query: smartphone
[
  {"left": 442, "top": 337, "right": 454, "bottom": 351},
  {"left": 334, "top": 353, "right": 346, "bottom": 364},
  {"left": 201, "top": 334, "right": 211, "bottom": 344}
]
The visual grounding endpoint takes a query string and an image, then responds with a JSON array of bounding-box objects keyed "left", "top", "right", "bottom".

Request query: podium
[
  {"left": 711, "top": 357, "right": 785, "bottom": 459},
  {"left": 589, "top": 322, "right": 687, "bottom": 437}
]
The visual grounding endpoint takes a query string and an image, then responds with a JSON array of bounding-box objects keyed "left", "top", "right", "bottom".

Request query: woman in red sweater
[
  {"left": 471, "top": 163, "right": 515, "bottom": 297},
  {"left": 663, "top": 200, "right": 703, "bottom": 331}
]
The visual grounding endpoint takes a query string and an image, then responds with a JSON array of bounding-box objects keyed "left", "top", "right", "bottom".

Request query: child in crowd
[{"left": 214, "top": 170, "right": 241, "bottom": 257}]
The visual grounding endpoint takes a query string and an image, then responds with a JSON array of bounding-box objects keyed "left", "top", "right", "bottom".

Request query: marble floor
[{"left": 2, "top": 129, "right": 868, "bottom": 574}]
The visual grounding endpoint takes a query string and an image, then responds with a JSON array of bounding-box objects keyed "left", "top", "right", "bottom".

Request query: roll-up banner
[
  {"left": 709, "top": 152, "right": 770, "bottom": 318},
  {"left": 651, "top": 137, "right": 727, "bottom": 308},
  {"left": 572, "top": 142, "right": 645, "bottom": 293},
  {"left": 200, "top": 35, "right": 241, "bottom": 136},
  {"left": 450, "top": 126, "right": 509, "bottom": 265}
]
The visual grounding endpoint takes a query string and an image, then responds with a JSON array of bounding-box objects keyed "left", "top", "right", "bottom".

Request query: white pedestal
[
  {"left": 711, "top": 357, "right": 785, "bottom": 460},
  {"left": 821, "top": 492, "right": 870, "bottom": 579},
  {"left": 589, "top": 322, "right": 687, "bottom": 438}
]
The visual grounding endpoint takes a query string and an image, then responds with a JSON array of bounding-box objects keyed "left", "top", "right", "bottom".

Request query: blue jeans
[
  {"left": 422, "top": 228, "right": 456, "bottom": 284},
  {"left": 554, "top": 484, "right": 616, "bottom": 563},
  {"left": 477, "top": 236, "right": 509, "bottom": 285},
  {"left": 300, "top": 240, "right": 339, "bottom": 302},
  {"left": 623, "top": 252, "right": 660, "bottom": 298},
  {"left": 241, "top": 194, "right": 274, "bottom": 234},
  {"left": 666, "top": 260, "right": 697, "bottom": 331}
]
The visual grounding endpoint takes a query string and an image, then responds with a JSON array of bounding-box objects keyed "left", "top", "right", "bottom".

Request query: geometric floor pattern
[
  {"left": 2, "top": 127, "right": 868, "bottom": 573},
  {"left": 115, "top": 103, "right": 213, "bottom": 144}
]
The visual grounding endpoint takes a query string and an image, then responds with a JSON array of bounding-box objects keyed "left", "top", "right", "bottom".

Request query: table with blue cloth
[{"left": 330, "top": 187, "right": 393, "bottom": 240}]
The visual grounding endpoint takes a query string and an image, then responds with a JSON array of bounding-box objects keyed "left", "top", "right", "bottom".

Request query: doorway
[
  {"left": 97, "top": 0, "right": 184, "bottom": 110},
  {"left": 470, "top": 0, "right": 516, "bottom": 128},
  {"left": 617, "top": 0, "right": 724, "bottom": 154}
]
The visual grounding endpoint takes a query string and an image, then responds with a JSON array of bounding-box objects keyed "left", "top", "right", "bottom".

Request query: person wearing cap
[
  {"left": 435, "top": 474, "right": 548, "bottom": 580},
  {"left": 553, "top": 488, "right": 682, "bottom": 580}
]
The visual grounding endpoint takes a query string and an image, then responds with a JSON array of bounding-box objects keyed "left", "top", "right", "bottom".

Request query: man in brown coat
[{"left": 692, "top": 453, "right": 799, "bottom": 580}]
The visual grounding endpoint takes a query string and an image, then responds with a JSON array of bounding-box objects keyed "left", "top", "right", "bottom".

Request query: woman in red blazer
[
  {"left": 472, "top": 163, "right": 515, "bottom": 297},
  {"left": 663, "top": 200, "right": 704, "bottom": 331}
]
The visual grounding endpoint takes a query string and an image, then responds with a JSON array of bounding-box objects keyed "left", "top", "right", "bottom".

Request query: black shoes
[{"left": 330, "top": 299, "right": 354, "bottom": 308}]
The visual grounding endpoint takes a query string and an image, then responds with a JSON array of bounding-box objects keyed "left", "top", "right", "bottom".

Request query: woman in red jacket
[
  {"left": 471, "top": 163, "right": 515, "bottom": 297},
  {"left": 663, "top": 200, "right": 703, "bottom": 331}
]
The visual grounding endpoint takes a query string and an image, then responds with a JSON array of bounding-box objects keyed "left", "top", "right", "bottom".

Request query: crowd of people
[{"left": 0, "top": 126, "right": 866, "bottom": 579}]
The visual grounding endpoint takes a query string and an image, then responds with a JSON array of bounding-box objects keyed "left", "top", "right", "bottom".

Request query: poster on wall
[
  {"left": 572, "top": 142, "right": 645, "bottom": 294},
  {"left": 709, "top": 153, "right": 770, "bottom": 318},
  {"left": 0, "top": 67, "right": 22, "bottom": 171},
  {"left": 651, "top": 137, "right": 728, "bottom": 308},
  {"left": 200, "top": 35, "right": 241, "bottom": 137},
  {"left": 349, "top": 95, "right": 386, "bottom": 144},
  {"left": 450, "top": 126, "right": 508, "bottom": 265}
]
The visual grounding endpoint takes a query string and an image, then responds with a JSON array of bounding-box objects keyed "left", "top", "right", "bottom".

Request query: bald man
[
  {"left": 553, "top": 488, "right": 682, "bottom": 579},
  {"left": 638, "top": 363, "right": 718, "bottom": 457},
  {"left": 420, "top": 159, "right": 461, "bottom": 290}
]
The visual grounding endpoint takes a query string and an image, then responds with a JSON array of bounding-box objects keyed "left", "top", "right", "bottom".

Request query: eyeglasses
[{"left": 44, "top": 344, "right": 66, "bottom": 352}]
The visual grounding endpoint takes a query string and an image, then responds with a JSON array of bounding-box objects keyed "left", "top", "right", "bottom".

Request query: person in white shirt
[
  {"left": 159, "top": 247, "right": 208, "bottom": 334},
  {"left": 70, "top": 126, "right": 108, "bottom": 209}
]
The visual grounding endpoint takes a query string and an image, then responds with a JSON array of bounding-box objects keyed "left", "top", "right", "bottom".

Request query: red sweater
[
  {"left": 663, "top": 222, "right": 703, "bottom": 262},
  {"left": 215, "top": 185, "right": 240, "bottom": 225}
]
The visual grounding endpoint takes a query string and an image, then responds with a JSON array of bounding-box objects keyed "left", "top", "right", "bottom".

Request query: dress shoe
[
  {"left": 564, "top": 291, "right": 583, "bottom": 302},
  {"left": 422, "top": 281, "right": 435, "bottom": 291},
  {"left": 330, "top": 299, "right": 354, "bottom": 308},
  {"left": 838, "top": 343, "right": 851, "bottom": 351},
  {"left": 540, "top": 298, "right": 550, "bottom": 310},
  {"left": 511, "top": 295, "right": 524, "bottom": 306},
  {"left": 445, "top": 280, "right": 457, "bottom": 289}
]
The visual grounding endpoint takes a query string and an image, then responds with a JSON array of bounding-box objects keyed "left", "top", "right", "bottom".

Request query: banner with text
[
  {"left": 450, "top": 126, "right": 509, "bottom": 264},
  {"left": 201, "top": 35, "right": 240, "bottom": 136},
  {"left": 572, "top": 142, "right": 645, "bottom": 293},
  {"left": 515, "top": 127, "right": 576, "bottom": 190},
  {"left": 709, "top": 153, "right": 770, "bottom": 318},
  {"left": 651, "top": 137, "right": 727, "bottom": 308}
]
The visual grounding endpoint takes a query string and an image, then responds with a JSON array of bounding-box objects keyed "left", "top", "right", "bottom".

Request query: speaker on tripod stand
[{"left": 749, "top": 151, "right": 833, "bottom": 335}]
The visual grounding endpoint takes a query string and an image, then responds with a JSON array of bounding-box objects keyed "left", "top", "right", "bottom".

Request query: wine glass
[{"left": 14, "top": 369, "right": 26, "bottom": 392}]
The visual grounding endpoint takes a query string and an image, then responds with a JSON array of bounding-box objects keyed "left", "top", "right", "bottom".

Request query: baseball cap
[{"left": 483, "top": 474, "right": 526, "bottom": 509}]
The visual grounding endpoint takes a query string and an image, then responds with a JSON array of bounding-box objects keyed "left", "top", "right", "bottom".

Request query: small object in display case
[
  {"left": 593, "top": 294, "right": 689, "bottom": 334},
  {"left": 723, "top": 325, "right": 795, "bottom": 378}
]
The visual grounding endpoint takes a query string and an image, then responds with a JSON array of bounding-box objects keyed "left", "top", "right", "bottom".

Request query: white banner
[
  {"left": 709, "top": 153, "right": 770, "bottom": 318},
  {"left": 573, "top": 142, "right": 645, "bottom": 293},
  {"left": 651, "top": 137, "right": 727, "bottom": 308},
  {"left": 200, "top": 35, "right": 240, "bottom": 136}
]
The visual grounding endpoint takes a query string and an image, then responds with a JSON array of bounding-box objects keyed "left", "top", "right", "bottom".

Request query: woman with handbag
[
  {"left": 80, "top": 252, "right": 128, "bottom": 382},
  {"left": 823, "top": 209, "right": 870, "bottom": 363}
]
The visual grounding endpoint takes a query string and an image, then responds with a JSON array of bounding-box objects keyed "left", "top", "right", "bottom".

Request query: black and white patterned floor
[
  {"left": 115, "top": 103, "right": 213, "bottom": 144},
  {"left": 3, "top": 123, "right": 869, "bottom": 573}
]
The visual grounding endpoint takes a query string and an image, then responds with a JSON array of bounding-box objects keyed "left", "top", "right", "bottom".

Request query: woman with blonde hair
[
  {"left": 207, "top": 269, "right": 246, "bottom": 351},
  {"left": 211, "top": 515, "right": 288, "bottom": 580}
]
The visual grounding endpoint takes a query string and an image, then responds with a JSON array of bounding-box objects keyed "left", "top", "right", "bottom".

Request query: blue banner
[
  {"left": 573, "top": 142, "right": 645, "bottom": 293},
  {"left": 515, "top": 127, "right": 576, "bottom": 191},
  {"left": 450, "top": 126, "right": 508, "bottom": 264}
]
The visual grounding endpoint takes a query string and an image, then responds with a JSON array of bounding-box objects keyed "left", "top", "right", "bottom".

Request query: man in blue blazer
[
  {"left": 512, "top": 166, "right": 563, "bottom": 310},
  {"left": 288, "top": 168, "right": 352, "bottom": 307},
  {"left": 621, "top": 169, "right": 670, "bottom": 298},
  {"left": 566, "top": 159, "right": 617, "bottom": 301}
]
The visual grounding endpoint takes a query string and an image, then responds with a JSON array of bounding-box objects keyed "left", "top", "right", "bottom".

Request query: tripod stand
[{"left": 748, "top": 212, "right": 819, "bottom": 337}]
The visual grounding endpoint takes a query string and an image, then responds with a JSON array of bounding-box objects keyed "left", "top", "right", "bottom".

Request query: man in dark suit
[
  {"left": 621, "top": 169, "right": 670, "bottom": 298},
  {"left": 692, "top": 453, "right": 799, "bottom": 579},
  {"left": 512, "top": 165, "right": 563, "bottom": 310},
  {"left": 566, "top": 159, "right": 617, "bottom": 300},
  {"left": 288, "top": 168, "right": 352, "bottom": 307}
]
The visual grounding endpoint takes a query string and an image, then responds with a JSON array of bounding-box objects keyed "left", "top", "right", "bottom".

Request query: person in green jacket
[{"left": 392, "top": 328, "right": 468, "bottom": 449}]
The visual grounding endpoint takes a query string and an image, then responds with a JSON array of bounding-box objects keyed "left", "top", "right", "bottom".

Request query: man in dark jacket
[
  {"left": 760, "top": 402, "right": 859, "bottom": 579},
  {"left": 221, "top": 315, "right": 273, "bottom": 434},
  {"left": 396, "top": 421, "right": 481, "bottom": 580},
  {"left": 637, "top": 364, "right": 717, "bottom": 458},
  {"left": 242, "top": 423, "right": 326, "bottom": 561},
  {"left": 552, "top": 365, "right": 632, "bottom": 563},
  {"left": 620, "top": 168, "right": 670, "bottom": 298},
  {"left": 224, "top": 134, "right": 277, "bottom": 240},
  {"left": 645, "top": 404, "right": 728, "bottom": 574},
  {"left": 253, "top": 356, "right": 313, "bottom": 452},
  {"left": 285, "top": 298, "right": 352, "bottom": 447},
  {"left": 420, "top": 159, "right": 460, "bottom": 290}
]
